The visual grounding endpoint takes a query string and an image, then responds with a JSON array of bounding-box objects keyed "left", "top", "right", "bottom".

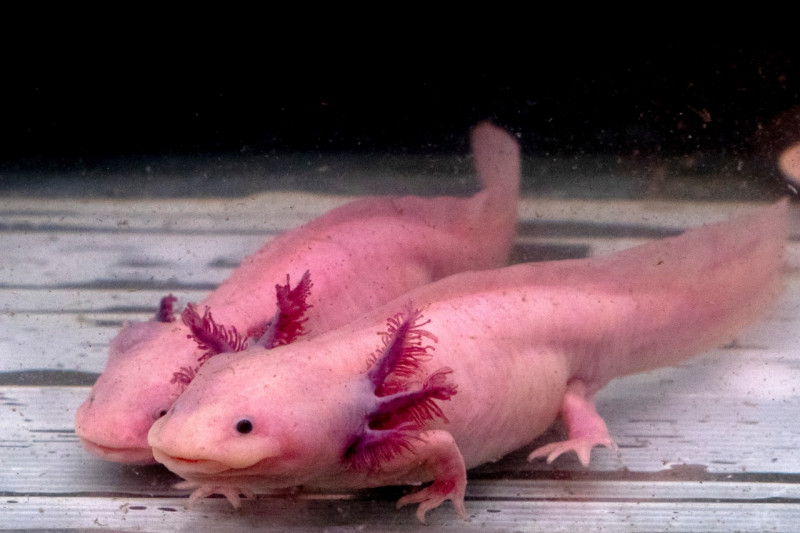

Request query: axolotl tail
[
  {"left": 571, "top": 197, "right": 790, "bottom": 385},
  {"left": 467, "top": 121, "right": 521, "bottom": 265}
]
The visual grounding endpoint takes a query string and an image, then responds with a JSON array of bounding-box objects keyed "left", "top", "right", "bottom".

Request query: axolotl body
[
  {"left": 148, "top": 199, "right": 788, "bottom": 522},
  {"left": 75, "top": 121, "right": 520, "bottom": 464}
]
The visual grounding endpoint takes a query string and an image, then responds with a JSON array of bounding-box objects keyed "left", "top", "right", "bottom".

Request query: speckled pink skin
[
  {"left": 75, "top": 122, "right": 520, "bottom": 464},
  {"left": 148, "top": 199, "right": 788, "bottom": 522}
]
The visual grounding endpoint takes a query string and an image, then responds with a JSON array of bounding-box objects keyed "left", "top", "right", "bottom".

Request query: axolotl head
[
  {"left": 147, "top": 307, "right": 457, "bottom": 495},
  {"left": 77, "top": 275, "right": 313, "bottom": 465},
  {"left": 75, "top": 317, "right": 199, "bottom": 464},
  {"left": 148, "top": 344, "right": 363, "bottom": 489}
]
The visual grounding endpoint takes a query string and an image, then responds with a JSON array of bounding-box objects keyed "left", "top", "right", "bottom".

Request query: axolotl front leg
[{"left": 362, "top": 429, "right": 467, "bottom": 523}]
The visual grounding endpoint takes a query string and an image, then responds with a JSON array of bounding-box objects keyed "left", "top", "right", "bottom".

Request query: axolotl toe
[
  {"left": 148, "top": 199, "right": 788, "bottom": 522},
  {"left": 75, "top": 121, "right": 521, "bottom": 464}
]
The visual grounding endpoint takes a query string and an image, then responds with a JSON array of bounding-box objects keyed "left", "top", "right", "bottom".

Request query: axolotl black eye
[{"left": 236, "top": 419, "right": 253, "bottom": 434}]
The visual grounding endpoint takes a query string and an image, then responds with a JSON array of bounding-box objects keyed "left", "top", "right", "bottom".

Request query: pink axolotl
[
  {"left": 147, "top": 199, "right": 788, "bottom": 522},
  {"left": 75, "top": 121, "right": 520, "bottom": 464}
]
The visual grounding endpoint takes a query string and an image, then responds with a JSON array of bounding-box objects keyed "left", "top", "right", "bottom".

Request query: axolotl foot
[
  {"left": 527, "top": 434, "right": 618, "bottom": 467},
  {"left": 396, "top": 476, "right": 468, "bottom": 524},
  {"left": 174, "top": 480, "right": 256, "bottom": 508},
  {"left": 527, "top": 379, "right": 618, "bottom": 467},
  {"left": 388, "top": 430, "right": 468, "bottom": 523}
]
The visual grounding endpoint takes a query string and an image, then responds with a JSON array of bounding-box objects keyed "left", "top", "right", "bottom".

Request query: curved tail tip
[
  {"left": 779, "top": 143, "right": 800, "bottom": 196},
  {"left": 470, "top": 121, "right": 520, "bottom": 162},
  {"left": 471, "top": 120, "right": 518, "bottom": 141}
]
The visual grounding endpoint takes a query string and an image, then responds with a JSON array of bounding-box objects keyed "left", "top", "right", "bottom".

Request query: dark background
[{"left": 2, "top": 44, "right": 798, "bottom": 187}]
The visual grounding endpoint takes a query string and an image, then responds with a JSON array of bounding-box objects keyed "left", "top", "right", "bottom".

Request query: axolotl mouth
[
  {"left": 78, "top": 436, "right": 156, "bottom": 465},
  {"left": 151, "top": 447, "right": 238, "bottom": 476},
  {"left": 151, "top": 447, "right": 305, "bottom": 492}
]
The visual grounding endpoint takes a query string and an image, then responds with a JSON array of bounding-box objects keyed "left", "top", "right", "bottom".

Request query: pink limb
[
  {"left": 527, "top": 379, "right": 617, "bottom": 467},
  {"left": 174, "top": 480, "right": 255, "bottom": 508},
  {"left": 392, "top": 430, "right": 468, "bottom": 524}
]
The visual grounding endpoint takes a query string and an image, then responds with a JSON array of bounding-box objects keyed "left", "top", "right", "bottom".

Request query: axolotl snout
[
  {"left": 148, "top": 199, "right": 788, "bottom": 522},
  {"left": 75, "top": 121, "right": 520, "bottom": 464}
]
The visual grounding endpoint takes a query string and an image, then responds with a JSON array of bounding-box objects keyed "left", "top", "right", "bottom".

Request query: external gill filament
[
  {"left": 170, "top": 271, "right": 313, "bottom": 391},
  {"left": 367, "top": 304, "right": 439, "bottom": 396},
  {"left": 346, "top": 305, "right": 457, "bottom": 471},
  {"left": 367, "top": 368, "right": 457, "bottom": 430},
  {"left": 182, "top": 303, "right": 249, "bottom": 365}
]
